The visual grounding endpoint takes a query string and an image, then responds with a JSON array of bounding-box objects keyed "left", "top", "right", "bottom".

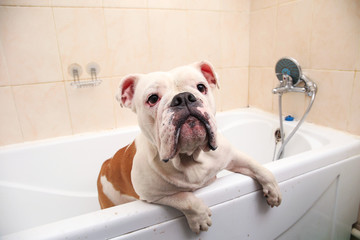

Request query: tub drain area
[{"left": 273, "top": 128, "right": 284, "bottom": 161}]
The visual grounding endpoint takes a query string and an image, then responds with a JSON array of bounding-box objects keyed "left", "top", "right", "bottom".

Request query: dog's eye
[
  {"left": 197, "top": 84, "right": 207, "bottom": 94},
  {"left": 147, "top": 94, "right": 160, "bottom": 106}
]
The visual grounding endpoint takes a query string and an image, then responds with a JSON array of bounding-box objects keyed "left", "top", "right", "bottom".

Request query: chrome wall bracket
[{"left": 68, "top": 62, "right": 102, "bottom": 88}]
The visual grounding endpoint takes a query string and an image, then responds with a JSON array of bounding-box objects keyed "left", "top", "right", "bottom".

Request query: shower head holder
[
  {"left": 275, "top": 57, "right": 302, "bottom": 86},
  {"left": 273, "top": 57, "right": 317, "bottom": 96}
]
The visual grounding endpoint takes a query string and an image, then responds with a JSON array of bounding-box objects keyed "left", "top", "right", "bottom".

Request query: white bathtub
[{"left": 1, "top": 108, "right": 360, "bottom": 239}]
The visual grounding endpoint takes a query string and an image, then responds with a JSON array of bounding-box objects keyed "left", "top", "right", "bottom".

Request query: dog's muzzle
[{"left": 159, "top": 92, "right": 217, "bottom": 162}]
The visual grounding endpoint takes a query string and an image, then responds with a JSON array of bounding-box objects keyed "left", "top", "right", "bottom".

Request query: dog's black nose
[{"left": 170, "top": 92, "right": 197, "bottom": 107}]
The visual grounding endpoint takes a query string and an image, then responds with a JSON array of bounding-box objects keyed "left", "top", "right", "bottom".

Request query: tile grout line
[
  {"left": 0, "top": 7, "right": 25, "bottom": 142},
  {"left": 101, "top": 0, "right": 118, "bottom": 129},
  {"left": 51, "top": 6, "right": 75, "bottom": 135},
  {"left": 10, "top": 84, "right": 25, "bottom": 142},
  {"left": 0, "top": 4, "right": 250, "bottom": 14},
  {"left": 347, "top": 70, "right": 358, "bottom": 132},
  {"left": 271, "top": 0, "right": 279, "bottom": 113},
  {"left": 308, "top": 0, "right": 315, "bottom": 72}
]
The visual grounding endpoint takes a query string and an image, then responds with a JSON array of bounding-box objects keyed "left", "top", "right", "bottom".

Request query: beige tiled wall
[
  {"left": 0, "top": 0, "right": 250, "bottom": 146},
  {"left": 249, "top": 0, "right": 360, "bottom": 135},
  {"left": 1, "top": 0, "right": 359, "bottom": 147}
]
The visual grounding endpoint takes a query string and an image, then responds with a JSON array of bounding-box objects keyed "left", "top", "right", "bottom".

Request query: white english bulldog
[{"left": 97, "top": 61, "right": 282, "bottom": 234}]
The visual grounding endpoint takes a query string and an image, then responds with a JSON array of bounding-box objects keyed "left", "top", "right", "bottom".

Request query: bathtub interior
[
  {"left": 218, "top": 111, "right": 330, "bottom": 164},
  {"left": 0, "top": 109, "right": 337, "bottom": 236},
  {"left": 0, "top": 127, "right": 140, "bottom": 235}
]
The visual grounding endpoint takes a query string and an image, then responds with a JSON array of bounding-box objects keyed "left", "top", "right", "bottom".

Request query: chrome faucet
[
  {"left": 272, "top": 57, "right": 318, "bottom": 160},
  {"left": 272, "top": 74, "right": 307, "bottom": 95}
]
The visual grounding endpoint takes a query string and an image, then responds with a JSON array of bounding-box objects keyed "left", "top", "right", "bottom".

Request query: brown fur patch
[{"left": 97, "top": 141, "right": 139, "bottom": 209}]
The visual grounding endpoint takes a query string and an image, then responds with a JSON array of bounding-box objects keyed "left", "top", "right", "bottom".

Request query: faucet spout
[
  {"left": 272, "top": 86, "right": 287, "bottom": 94},
  {"left": 272, "top": 74, "right": 306, "bottom": 94},
  {"left": 272, "top": 85, "right": 306, "bottom": 94}
]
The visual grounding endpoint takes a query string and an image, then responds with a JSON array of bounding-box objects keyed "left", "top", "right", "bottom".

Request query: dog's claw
[
  {"left": 186, "top": 205, "right": 212, "bottom": 234},
  {"left": 263, "top": 184, "right": 282, "bottom": 207}
]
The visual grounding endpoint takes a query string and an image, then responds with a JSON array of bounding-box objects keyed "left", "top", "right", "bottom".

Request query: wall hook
[
  {"left": 68, "top": 63, "right": 82, "bottom": 83},
  {"left": 68, "top": 62, "right": 102, "bottom": 88},
  {"left": 86, "top": 62, "right": 102, "bottom": 86}
]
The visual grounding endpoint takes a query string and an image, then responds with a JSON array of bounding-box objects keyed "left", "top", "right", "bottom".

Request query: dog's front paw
[
  {"left": 184, "top": 204, "right": 212, "bottom": 234},
  {"left": 263, "top": 182, "right": 282, "bottom": 207}
]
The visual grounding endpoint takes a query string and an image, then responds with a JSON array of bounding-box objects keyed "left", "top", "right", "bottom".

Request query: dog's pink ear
[
  {"left": 198, "top": 61, "right": 220, "bottom": 89},
  {"left": 117, "top": 75, "right": 139, "bottom": 109}
]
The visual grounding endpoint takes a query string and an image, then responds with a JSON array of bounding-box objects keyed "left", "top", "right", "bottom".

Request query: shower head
[{"left": 275, "top": 57, "right": 302, "bottom": 86}]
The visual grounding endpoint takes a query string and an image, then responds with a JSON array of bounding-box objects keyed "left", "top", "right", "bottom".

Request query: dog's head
[{"left": 117, "top": 61, "right": 219, "bottom": 162}]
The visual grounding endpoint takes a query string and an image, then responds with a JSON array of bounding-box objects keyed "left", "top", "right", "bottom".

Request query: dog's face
[{"left": 117, "top": 61, "right": 219, "bottom": 161}]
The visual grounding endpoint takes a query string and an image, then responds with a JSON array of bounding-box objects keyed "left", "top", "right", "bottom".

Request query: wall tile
[
  {"left": 148, "top": 0, "right": 187, "bottom": 9},
  {"left": 275, "top": 0, "right": 312, "bottom": 69},
  {"left": 220, "top": 68, "right": 248, "bottom": 110},
  {"left": 272, "top": 91, "right": 306, "bottom": 120},
  {"left": 103, "top": 0, "right": 147, "bottom": 8},
  {"left": 249, "top": 7, "right": 277, "bottom": 67},
  {"left": 278, "top": 0, "right": 296, "bottom": 4},
  {"left": 251, "top": 0, "right": 277, "bottom": 11},
  {"left": 220, "top": 11, "right": 249, "bottom": 68},
  {"left": 13, "top": 83, "right": 72, "bottom": 141},
  {"left": 356, "top": 41, "right": 360, "bottom": 71},
  {"left": 348, "top": 72, "right": 360, "bottom": 134},
  {"left": 66, "top": 79, "right": 116, "bottom": 134},
  {"left": 188, "top": 0, "right": 220, "bottom": 11},
  {"left": 53, "top": 7, "right": 109, "bottom": 80},
  {"left": 0, "top": 40, "right": 10, "bottom": 86},
  {"left": 0, "top": 0, "right": 50, "bottom": 6},
  {"left": 187, "top": 11, "right": 221, "bottom": 67},
  {"left": 0, "top": 7, "right": 62, "bottom": 85},
  {"left": 51, "top": 0, "right": 102, "bottom": 7},
  {"left": 310, "top": 0, "right": 360, "bottom": 70},
  {"left": 0, "top": 87, "right": 23, "bottom": 146},
  {"left": 221, "top": 0, "right": 249, "bottom": 12},
  {"left": 104, "top": 9, "right": 151, "bottom": 76},
  {"left": 115, "top": 107, "right": 139, "bottom": 128},
  {"left": 305, "top": 70, "right": 353, "bottom": 131},
  {"left": 148, "top": 10, "right": 189, "bottom": 71},
  {"left": 249, "top": 67, "right": 274, "bottom": 112}
]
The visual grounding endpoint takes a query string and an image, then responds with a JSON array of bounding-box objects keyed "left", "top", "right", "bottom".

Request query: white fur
[{"left": 100, "top": 176, "right": 135, "bottom": 205}]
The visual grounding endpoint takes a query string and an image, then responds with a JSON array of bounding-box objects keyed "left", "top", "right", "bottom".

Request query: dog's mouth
[{"left": 161, "top": 109, "right": 217, "bottom": 162}]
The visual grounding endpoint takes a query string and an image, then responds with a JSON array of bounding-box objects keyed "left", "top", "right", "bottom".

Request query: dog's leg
[
  {"left": 225, "top": 148, "right": 282, "bottom": 207},
  {"left": 154, "top": 192, "right": 212, "bottom": 234}
]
